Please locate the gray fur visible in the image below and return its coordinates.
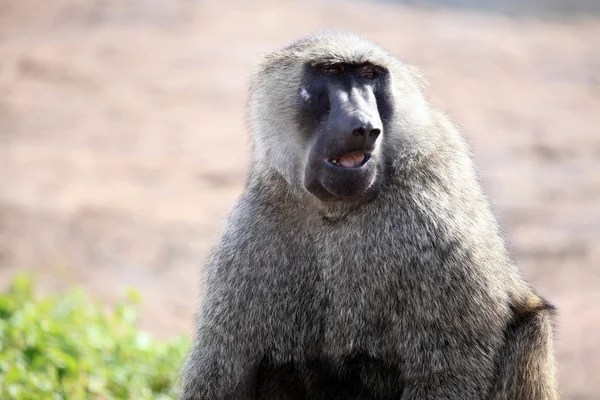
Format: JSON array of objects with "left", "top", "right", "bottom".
[{"left": 179, "top": 31, "right": 558, "bottom": 399}]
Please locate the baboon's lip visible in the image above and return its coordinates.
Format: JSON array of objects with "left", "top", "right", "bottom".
[{"left": 327, "top": 152, "right": 370, "bottom": 169}]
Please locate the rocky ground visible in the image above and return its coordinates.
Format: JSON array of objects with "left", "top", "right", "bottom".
[{"left": 0, "top": 0, "right": 598, "bottom": 397}]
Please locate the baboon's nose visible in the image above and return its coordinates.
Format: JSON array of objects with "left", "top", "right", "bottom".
[
  {"left": 352, "top": 126, "right": 381, "bottom": 139},
  {"left": 339, "top": 116, "right": 382, "bottom": 150}
]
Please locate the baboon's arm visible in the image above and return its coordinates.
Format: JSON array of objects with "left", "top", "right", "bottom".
[
  {"left": 179, "top": 340, "right": 259, "bottom": 400},
  {"left": 488, "top": 297, "right": 559, "bottom": 400}
]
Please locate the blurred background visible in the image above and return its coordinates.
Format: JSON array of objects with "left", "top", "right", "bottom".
[{"left": 0, "top": 0, "right": 598, "bottom": 397}]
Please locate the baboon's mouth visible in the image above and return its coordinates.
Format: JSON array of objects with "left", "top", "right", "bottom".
[{"left": 327, "top": 152, "right": 370, "bottom": 169}]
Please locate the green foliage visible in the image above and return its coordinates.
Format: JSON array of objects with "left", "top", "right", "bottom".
[{"left": 0, "top": 274, "right": 190, "bottom": 399}]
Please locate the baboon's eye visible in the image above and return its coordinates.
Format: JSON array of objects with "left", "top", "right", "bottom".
[
  {"left": 322, "top": 65, "right": 343, "bottom": 76},
  {"left": 359, "top": 65, "right": 376, "bottom": 79}
]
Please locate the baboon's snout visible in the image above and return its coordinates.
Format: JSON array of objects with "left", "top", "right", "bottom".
[{"left": 325, "top": 87, "right": 382, "bottom": 169}]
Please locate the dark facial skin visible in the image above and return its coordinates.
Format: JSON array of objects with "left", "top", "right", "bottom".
[{"left": 296, "top": 62, "right": 394, "bottom": 202}]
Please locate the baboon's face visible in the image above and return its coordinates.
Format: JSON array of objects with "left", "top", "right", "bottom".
[{"left": 297, "top": 62, "right": 393, "bottom": 202}]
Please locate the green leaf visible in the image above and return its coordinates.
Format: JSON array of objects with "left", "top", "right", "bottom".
[{"left": 0, "top": 274, "right": 191, "bottom": 400}]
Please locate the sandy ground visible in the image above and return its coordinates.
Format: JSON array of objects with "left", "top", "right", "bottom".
[{"left": 0, "top": 0, "right": 599, "bottom": 397}]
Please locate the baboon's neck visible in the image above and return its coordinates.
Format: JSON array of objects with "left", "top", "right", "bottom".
[{"left": 247, "top": 148, "right": 495, "bottom": 232}]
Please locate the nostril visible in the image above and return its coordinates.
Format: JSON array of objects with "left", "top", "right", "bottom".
[
  {"left": 352, "top": 127, "right": 367, "bottom": 137},
  {"left": 369, "top": 128, "right": 381, "bottom": 137}
]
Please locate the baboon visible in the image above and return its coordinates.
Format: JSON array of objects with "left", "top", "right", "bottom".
[{"left": 179, "top": 31, "right": 558, "bottom": 399}]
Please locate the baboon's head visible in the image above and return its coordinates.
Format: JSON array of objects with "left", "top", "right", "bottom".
[{"left": 249, "top": 31, "right": 432, "bottom": 202}]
